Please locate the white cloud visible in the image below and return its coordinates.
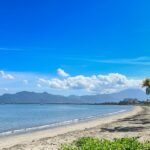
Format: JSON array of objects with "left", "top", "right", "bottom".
[
  {"left": 0, "top": 48, "right": 23, "bottom": 51},
  {"left": 84, "top": 56, "right": 150, "bottom": 66},
  {"left": 0, "top": 88, "right": 9, "bottom": 92},
  {"left": 0, "top": 70, "right": 14, "bottom": 80},
  {"left": 0, "top": 70, "right": 143, "bottom": 95},
  {"left": 37, "top": 84, "right": 42, "bottom": 88},
  {"left": 57, "top": 68, "right": 70, "bottom": 77},
  {"left": 23, "top": 80, "right": 28, "bottom": 85},
  {"left": 38, "top": 73, "right": 142, "bottom": 94},
  {"left": 4, "top": 88, "right": 8, "bottom": 91}
]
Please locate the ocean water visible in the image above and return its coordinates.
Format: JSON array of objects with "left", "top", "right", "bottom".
[{"left": 0, "top": 104, "right": 133, "bottom": 135}]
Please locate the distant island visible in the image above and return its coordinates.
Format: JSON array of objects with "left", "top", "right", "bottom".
[{"left": 0, "top": 88, "right": 148, "bottom": 104}]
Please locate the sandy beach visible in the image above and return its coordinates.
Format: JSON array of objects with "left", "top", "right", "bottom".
[{"left": 0, "top": 106, "right": 148, "bottom": 150}]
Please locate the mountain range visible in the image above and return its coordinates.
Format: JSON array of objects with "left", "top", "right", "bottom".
[{"left": 0, "top": 88, "right": 147, "bottom": 104}]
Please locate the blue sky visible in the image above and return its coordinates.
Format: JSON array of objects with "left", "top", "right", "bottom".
[{"left": 0, "top": 0, "right": 149, "bottom": 95}]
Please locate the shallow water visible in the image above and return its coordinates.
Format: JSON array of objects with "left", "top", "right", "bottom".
[{"left": 0, "top": 104, "right": 133, "bottom": 134}]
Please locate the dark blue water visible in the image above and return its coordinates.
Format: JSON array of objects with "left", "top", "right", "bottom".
[{"left": 0, "top": 104, "right": 133, "bottom": 134}]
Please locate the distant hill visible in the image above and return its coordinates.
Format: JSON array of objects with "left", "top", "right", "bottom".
[{"left": 0, "top": 89, "right": 147, "bottom": 104}]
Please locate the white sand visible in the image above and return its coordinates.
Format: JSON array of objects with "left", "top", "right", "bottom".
[{"left": 0, "top": 106, "right": 144, "bottom": 150}]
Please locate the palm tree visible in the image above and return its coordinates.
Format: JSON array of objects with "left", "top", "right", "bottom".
[{"left": 142, "top": 78, "right": 150, "bottom": 95}]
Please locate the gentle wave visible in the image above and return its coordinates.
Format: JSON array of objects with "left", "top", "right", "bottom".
[{"left": 0, "top": 109, "right": 128, "bottom": 137}]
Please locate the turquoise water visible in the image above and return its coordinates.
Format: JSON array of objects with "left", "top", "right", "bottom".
[{"left": 0, "top": 104, "right": 133, "bottom": 135}]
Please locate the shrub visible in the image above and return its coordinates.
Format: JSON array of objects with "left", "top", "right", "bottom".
[{"left": 60, "top": 137, "right": 150, "bottom": 150}]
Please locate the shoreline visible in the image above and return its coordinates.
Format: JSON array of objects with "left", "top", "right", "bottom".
[
  {"left": 0, "top": 105, "right": 142, "bottom": 149},
  {"left": 0, "top": 106, "right": 132, "bottom": 137}
]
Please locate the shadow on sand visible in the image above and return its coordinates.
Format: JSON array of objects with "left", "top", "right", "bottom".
[{"left": 101, "top": 126, "right": 144, "bottom": 132}]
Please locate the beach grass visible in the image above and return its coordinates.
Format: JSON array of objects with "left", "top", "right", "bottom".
[{"left": 61, "top": 137, "right": 150, "bottom": 150}]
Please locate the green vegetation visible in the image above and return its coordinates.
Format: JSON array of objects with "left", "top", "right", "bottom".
[
  {"left": 142, "top": 78, "right": 150, "bottom": 104},
  {"left": 61, "top": 137, "right": 150, "bottom": 150}
]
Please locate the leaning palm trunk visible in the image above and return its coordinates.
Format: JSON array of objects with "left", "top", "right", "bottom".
[{"left": 146, "top": 87, "right": 150, "bottom": 95}]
